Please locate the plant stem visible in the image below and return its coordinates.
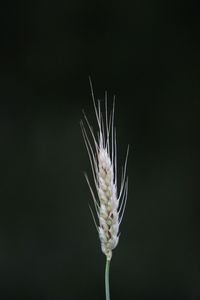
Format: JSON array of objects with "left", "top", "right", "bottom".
[{"left": 105, "top": 258, "right": 110, "bottom": 300}]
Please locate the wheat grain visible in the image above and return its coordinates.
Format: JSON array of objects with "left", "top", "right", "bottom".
[{"left": 81, "top": 81, "right": 128, "bottom": 262}]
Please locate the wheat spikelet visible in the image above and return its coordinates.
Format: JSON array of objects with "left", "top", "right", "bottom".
[{"left": 81, "top": 81, "right": 128, "bottom": 261}]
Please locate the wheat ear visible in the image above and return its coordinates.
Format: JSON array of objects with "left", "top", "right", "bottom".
[{"left": 81, "top": 80, "right": 128, "bottom": 300}]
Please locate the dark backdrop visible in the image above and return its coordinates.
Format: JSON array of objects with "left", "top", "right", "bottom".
[{"left": 0, "top": 0, "right": 200, "bottom": 299}]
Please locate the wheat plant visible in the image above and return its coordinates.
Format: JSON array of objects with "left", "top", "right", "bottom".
[{"left": 81, "top": 80, "right": 129, "bottom": 300}]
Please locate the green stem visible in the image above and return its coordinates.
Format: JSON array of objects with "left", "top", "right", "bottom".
[{"left": 105, "top": 259, "right": 110, "bottom": 300}]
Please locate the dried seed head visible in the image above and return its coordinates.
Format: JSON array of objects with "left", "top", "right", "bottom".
[{"left": 81, "top": 80, "right": 128, "bottom": 261}]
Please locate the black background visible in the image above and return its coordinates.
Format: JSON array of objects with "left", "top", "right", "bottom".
[{"left": 0, "top": 0, "right": 200, "bottom": 299}]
